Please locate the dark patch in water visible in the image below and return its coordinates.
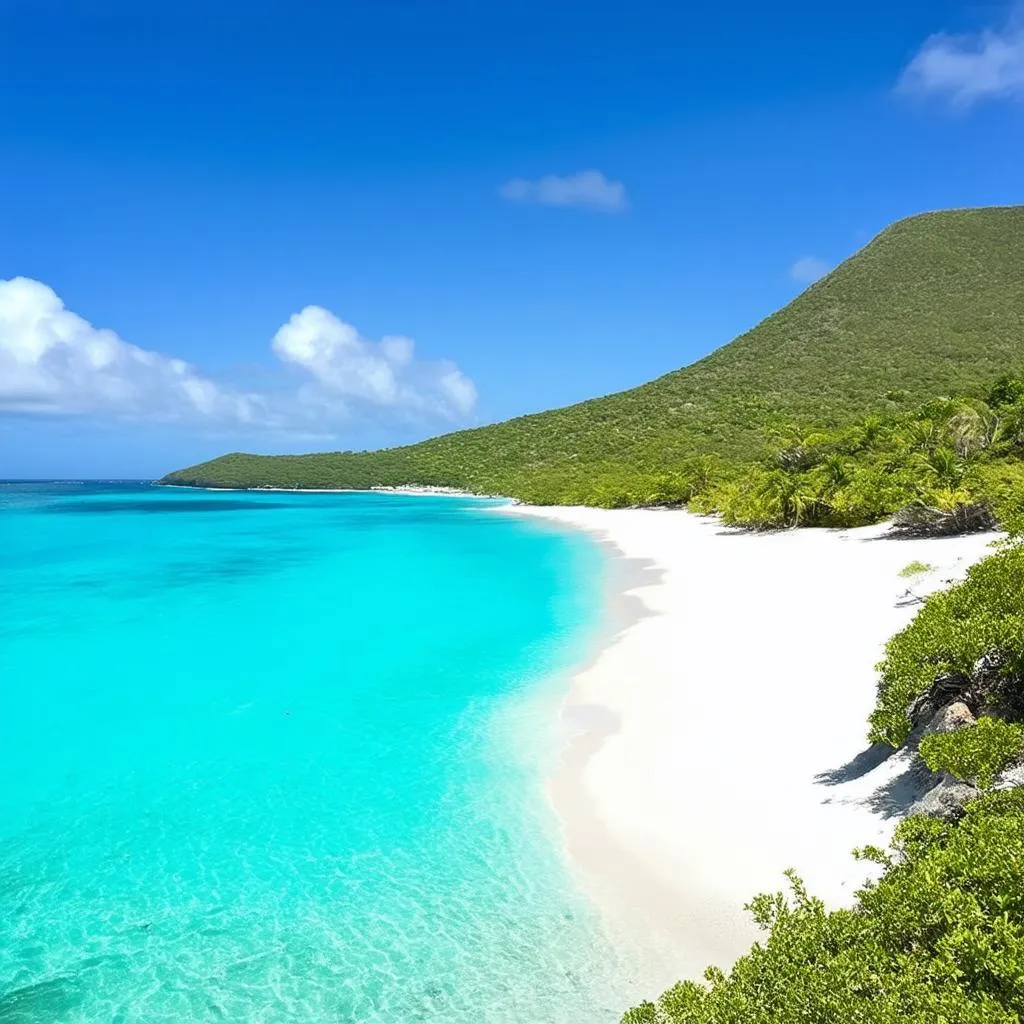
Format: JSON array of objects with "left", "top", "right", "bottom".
[
  {"left": 44, "top": 499, "right": 286, "bottom": 515},
  {"left": 0, "top": 976, "right": 84, "bottom": 1023},
  {"left": 123, "top": 544, "right": 315, "bottom": 594}
]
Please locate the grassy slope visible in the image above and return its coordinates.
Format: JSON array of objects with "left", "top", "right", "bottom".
[{"left": 162, "top": 207, "right": 1024, "bottom": 499}]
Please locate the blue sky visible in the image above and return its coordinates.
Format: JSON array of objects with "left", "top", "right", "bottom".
[{"left": 2, "top": 0, "right": 1023, "bottom": 478}]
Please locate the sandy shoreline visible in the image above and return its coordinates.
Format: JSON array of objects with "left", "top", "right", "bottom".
[
  {"left": 161, "top": 482, "right": 495, "bottom": 498},
  {"left": 505, "top": 506, "right": 1000, "bottom": 989}
]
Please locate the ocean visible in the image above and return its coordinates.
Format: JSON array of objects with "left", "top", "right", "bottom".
[{"left": 0, "top": 482, "right": 636, "bottom": 1024}]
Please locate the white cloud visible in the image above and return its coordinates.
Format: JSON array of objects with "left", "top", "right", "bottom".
[
  {"left": 436, "top": 365, "right": 478, "bottom": 416},
  {"left": 272, "top": 305, "right": 476, "bottom": 417},
  {"left": 499, "top": 170, "right": 628, "bottom": 212},
  {"left": 0, "top": 277, "right": 477, "bottom": 431},
  {"left": 898, "top": 19, "right": 1024, "bottom": 106},
  {"left": 790, "top": 256, "right": 831, "bottom": 285},
  {"left": 0, "top": 276, "right": 265, "bottom": 424}
]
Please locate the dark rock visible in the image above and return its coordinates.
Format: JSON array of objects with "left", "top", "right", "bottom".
[
  {"left": 973, "top": 650, "right": 1007, "bottom": 681},
  {"left": 922, "top": 701, "right": 976, "bottom": 737},
  {"left": 908, "top": 671, "right": 973, "bottom": 731},
  {"left": 972, "top": 652, "right": 1024, "bottom": 722},
  {"left": 911, "top": 777, "right": 979, "bottom": 820}
]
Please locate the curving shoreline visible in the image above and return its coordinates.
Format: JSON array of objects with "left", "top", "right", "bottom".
[{"left": 503, "top": 505, "right": 1001, "bottom": 991}]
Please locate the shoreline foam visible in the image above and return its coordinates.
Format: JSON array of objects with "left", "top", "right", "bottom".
[
  {"left": 158, "top": 482, "right": 500, "bottom": 498},
  {"left": 504, "top": 506, "right": 1000, "bottom": 989}
]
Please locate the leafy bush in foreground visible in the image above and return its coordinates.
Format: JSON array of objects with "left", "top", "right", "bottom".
[
  {"left": 622, "top": 790, "right": 1024, "bottom": 1024},
  {"left": 870, "top": 544, "right": 1024, "bottom": 747},
  {"left": 919, "top": 717, "right": 1024, "bottom": 789}
]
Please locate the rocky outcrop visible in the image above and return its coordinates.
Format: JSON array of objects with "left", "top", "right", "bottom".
[
  {"left": 996, "top": 763, "right": 1024, "bottom": 790},
  {"left": 907, "top": 651, "right": 1020, "bottom": 734},
  {"left": 904, "top": 667, "right": 1022, "bottom": 819},
  {"left": 911, "top": 777, "right": 980, "bottom": 820},
  {"left": 923, "top": 701, "right": 976, "bottom": 737},
  {"left": 908, "top": 673, "right": 974, "bottom": 734},
  {"left": 904, "top": 701, "right": 981, "bottom": 820}
]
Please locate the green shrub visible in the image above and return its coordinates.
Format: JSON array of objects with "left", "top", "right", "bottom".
[
  {"left": 622, "top": 790, "right": 1024, "bottom": 1024},
  {"left": 871, "top": 544, "right": 1024, "bottom": 747},
  {"left": 919, "top": 717, "right": 1024, "bottom": 789},
  {"left": 976, "top": 460, "right": 1024, "bottom": 533},
  {"left": 987, "top": 374, "right": 1024, "bottom": 408},
  {"left": 898, "top": 561, "right": 932, "bottom": 578}
]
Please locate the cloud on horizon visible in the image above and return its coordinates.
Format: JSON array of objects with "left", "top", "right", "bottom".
[
  {"left": 499, "top": 170, "right": 628, "bottom": 212},
  {"left": 0, "top": 277, "right": 477, "bottom": 433},
  {"left": 790, "top": 256, "right": 831, "bottom": 285},
  {"left": 898, "top": 16, "right": 1024, "bottom": 107}
]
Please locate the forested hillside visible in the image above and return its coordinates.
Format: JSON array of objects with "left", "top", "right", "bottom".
[{"left": 163, "top": 207, "right": 1024, "bottom": 506}]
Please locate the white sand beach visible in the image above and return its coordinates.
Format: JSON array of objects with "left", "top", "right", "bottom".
[{"left": 508, "top": 506, "right": 1000, "bottom": 990}]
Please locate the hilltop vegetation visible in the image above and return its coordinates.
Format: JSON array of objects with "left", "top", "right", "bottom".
[{"left": 164, "top": 206, "right": 1024, "bottom": 506}]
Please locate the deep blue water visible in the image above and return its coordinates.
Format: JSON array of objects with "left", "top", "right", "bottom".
[{"left": 0, "top": 483, "right": 634, "bottom": 1023}]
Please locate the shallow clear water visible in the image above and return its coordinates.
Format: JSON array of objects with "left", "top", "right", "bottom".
[{"left": 0, "top": 482, "right": 632, "bottom": 1024}]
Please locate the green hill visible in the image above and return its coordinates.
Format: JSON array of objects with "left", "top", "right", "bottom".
[{"left": 162, "top": 206, "right": 1024, "bottom": 503}]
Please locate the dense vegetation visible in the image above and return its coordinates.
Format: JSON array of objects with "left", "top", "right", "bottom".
[
  {"left": 919, "top": 718, "right": 1024, "bottom": 790},
  {"left": 688, "top": 377, "right": 1024, "bottom": 530},
  {"left": 163, "top": 207, "right": 1024, "bottom": 506},
  {"left": 622, "top": 791, "right": 1024, "bottom": 1024},
  {"left": 871, "top": 541, "right": 1024, "bottom": 747}
]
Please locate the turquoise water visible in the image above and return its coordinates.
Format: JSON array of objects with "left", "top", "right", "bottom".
[{"left": 0, "top": 483, "right": 633, "bottom": 1024}]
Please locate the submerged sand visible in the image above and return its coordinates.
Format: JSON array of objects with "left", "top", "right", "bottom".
[{"left": 505, "top": 506, "right": 1000, "bottom": 990}]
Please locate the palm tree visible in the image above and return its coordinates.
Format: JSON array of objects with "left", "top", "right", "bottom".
[
  {"left": 767, "top": 423, "right": 827, "bottom": 472},
  {"left": 918, "top": 445, "right": 966, "bottom": 490},
  {"left": 758, "top": 469, "right": 825, "bottom": 527},
  {"left": 904, "top": 418, "right": 942, "bottom": 453},
  {"left": 945, "top": 402, "right": 998, "bottom": 458},
  {"left": 848, "top": 414, "right": 885, "bottom": 452}
]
